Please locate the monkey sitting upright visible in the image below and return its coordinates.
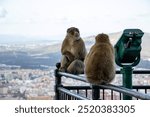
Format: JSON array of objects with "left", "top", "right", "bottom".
[
  {"left": 84, "top": 33, "right": 115, "bottom": 85},
  {"left": 59, "top": 27, "right": 87, "bottom": 74}
]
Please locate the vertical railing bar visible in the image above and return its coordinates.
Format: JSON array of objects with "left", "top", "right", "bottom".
[
  {"left": 59, "top": 92, "right": 61, "bottom": 100},
  {"left": 54, "top": 69, "right": 62, "bottom": 100},
  {"left": 99, "top": 89, "right": 101, "bottom": 99},
  {"left": 111, "top": 90, "right": 113, "bottom": 100},
  {"left": 68, "top": 94, "right": 71, "bottom": 100},
  {"left": 64, "top": 93, "right": 67, "bottom": 99},
  {"left": 61, "top": 92, "right": 62, "bottom": 100},
  {"left": 120, "top": 92, "right": 122, "bottom": 100},
  {"left": 136, "top": 89, "right": 139, "bottom": 100},
  {"left": 59, "top": 92, "right": 60, "bottom": 100},
  {"left": 67, "top": 94, "right": 69, "bottom": 100},
  {"left": 145, "top": 89, "right": 147, "bottom": 94},
  {"left": 103, "top": 89, "right": 105, "bottom": 100},
  {"left": 63, "top": 92, "right": 64, "bottom": 100},
  {"left": 86, "top": 89, "right": 88, "bottom": 98},
  {"left": 77, "top": 89, "right": 79, "bottom": 94}
]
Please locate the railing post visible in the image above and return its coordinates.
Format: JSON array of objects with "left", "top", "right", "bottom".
[
  {"left": 92, "top": 85, "right": 100, "bottom": 100},
  {"left": 121, "top": 66, "right": 133, "bottom": 100},
  {"left": 54, "top": 68, "right": 62, "bottom": 100}
]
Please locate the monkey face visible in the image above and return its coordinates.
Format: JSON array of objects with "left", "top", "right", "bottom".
[{"left": 67, "top": 27, "right": 80, "bottom": 41}]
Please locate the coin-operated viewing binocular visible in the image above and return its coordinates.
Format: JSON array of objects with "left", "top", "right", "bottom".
[
  {"left": 114, "top": 29, "right": 144, "bottom": 100},
  {"left": 115, "top": 29, "right": 144, "bottom": 67}
]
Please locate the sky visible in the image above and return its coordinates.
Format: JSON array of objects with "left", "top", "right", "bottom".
[{"left": 0, "top": 0, "right": 150, "bottom": 40}]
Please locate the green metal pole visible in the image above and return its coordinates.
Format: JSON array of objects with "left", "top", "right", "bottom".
[{"left": 121, "top": 66, "right": 133, "bottom": 100}]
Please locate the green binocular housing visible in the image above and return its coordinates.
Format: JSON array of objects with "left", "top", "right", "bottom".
[{"left": 114, "top": 29, "right": 144, "bottom": 67}]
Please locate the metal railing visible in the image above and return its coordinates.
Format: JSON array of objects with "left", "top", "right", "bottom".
[{"left": 54, "top": 69, "right": 150, "bottom": 100}]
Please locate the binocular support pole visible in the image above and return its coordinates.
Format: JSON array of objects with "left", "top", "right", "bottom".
[
  {"left": 114, "top": 29, "right": 144, "bottom": 100},
  {"left": 121, "top": 66, "right": 133, "bottom": 100}
]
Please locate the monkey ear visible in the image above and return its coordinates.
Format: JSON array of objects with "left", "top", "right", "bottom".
[
  {"left": 76, "top": 28, "right": 80, "bottom": 33},
  {"left": 67, "top": 28, "right": 71, "bottom": 33}
]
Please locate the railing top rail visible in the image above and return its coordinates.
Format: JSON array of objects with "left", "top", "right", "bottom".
[
  {"left": 99, "top": 84, "right": 150, "bottom": 100},
  {"left": 58, "top": 70, "right": 150, "bottom": 82},
  {"left": 58, "top": 71, "right": 87, "bottom": 83},
  {"left": 116, "top": 70, "right": 150, "bottom": 74}
]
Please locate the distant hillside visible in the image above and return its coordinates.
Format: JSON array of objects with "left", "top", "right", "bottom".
[
  {"left": 0, "top": 32, "right": 150, "bottom": 69},
  {"left": 83, "top": 32, "right": 150, "bottom": 59},
  {"left": 0, "top": 34, "right": 60, "bottom": 45}
]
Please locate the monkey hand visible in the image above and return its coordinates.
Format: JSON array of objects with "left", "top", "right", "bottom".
[
  {"left": 59, "top": 67, "right": 67, "bottom": 72},
  {"left": 64, "top": 51, "right": 75, "bottom": 62}
]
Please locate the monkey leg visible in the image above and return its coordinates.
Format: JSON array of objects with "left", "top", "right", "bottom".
[
  {"left": 59, "top": 55, "right": 72, "bottom": 72},
  {"left": 67, "top": 60, "right": 84, "bottom": 74}
]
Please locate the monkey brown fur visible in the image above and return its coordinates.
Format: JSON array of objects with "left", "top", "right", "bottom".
[
  {"left": 84, "top": 33, "right": 115, "bottom": 85},
  {"left": 59, "top": 27, "right": 87, "bottom": 74},
  {"left": 67, "top": 60, "right": 85, "bottom": 74}
]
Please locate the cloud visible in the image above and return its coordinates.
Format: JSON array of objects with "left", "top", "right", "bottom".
[{"left": 0, "top": 7, "right": 7, "bottom": 18}]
